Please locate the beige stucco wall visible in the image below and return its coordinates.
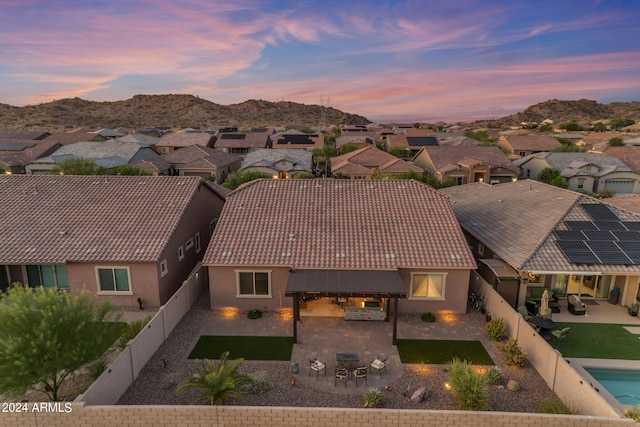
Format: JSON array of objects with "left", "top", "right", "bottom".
[
  {"left": 398, "top": 268, "right": 470, "bottom": 313},
  {"left": 596, "top": 170, "right": 640, "bottom": 194}
]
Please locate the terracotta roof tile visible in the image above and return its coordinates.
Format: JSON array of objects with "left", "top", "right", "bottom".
[{"left": 204, "top": 179, "right": 475, "bottom": 269}]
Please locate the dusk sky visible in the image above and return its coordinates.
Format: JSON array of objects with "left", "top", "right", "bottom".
[{"left": 1, "top": 0, "right": 639, "bottom": 123}]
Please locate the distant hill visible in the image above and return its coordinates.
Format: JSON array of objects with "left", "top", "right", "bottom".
[
  {"left": 0, "top": 94, "right": 371, "bottom": 131},
  {"left": 483, "top": 99, "right": 640, "bottom": 127}
]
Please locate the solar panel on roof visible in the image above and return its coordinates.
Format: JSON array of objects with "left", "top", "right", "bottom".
[
  {"left": 624, "top": 252, "right": 640, "bottom": 263},
  {"left": 0, "top": 142, "right": 36, "bottom": 151},
  {"left": 406, "top": 137, "right": 438, "bottom": 147},
  {"left": 554, "top": 230, "right": 586, "bottom": 241},
  {"left": 593, "top": 221, "right": 627, "bottom": 231},
  {"left": 591, "top": 250, "right": 632, "bottom": 264},
  {"left": 557, "top": 240, "right": 591, "bottom": 252},
  {"left": 622, "top": 222, "right": 640, "bottom": 231},
  {"left": 581, "top": 203, "right": 620, "bottom": 221},
  {"left": 560, "top": 251, "right": 601, "bottom": 264},
  {"left": 611, "top": 231, "right": 640, "bottom": 241},
  {"left": 585, "top": 241, "right": 620, "bottom": 252},
  {"left": 220, "top": 133, "right": 246, "bottom": 139},
  {"left": 615, "top": 241, "right": 640, "bottom": 252},
  {"left": 565, "top": 221, "right": 598, "bottom": 230},
  {"left": 582, "top": 230, "right": 615, "bottom": 241}
]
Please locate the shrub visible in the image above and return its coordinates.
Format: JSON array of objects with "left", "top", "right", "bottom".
[
  {"left": 363, "top": 388, "right": 383, "bottom": 408},
  {"left": 247, "top": 309, "right": 262, "bottom": 319},
  {"left": 624, "top": 405, "right": 640, "bottom": 422},
  {"left": 538, "top": 397, "right": 576, "bottom": 414},
  {"left": 484, "top": 367, "right": 502, "bottom": 385},
  {"left": 503, "top": 339, "right": 527, "bottom": 368},
  {"left": 446, "top": 358, "right": 489, "bottom": 411},
  {"left": 118, "top": 315, "right": 152, "bottom": 349},
  {"left": 485, "top": 318, "right": 506, "bottom": 341},
  {"left": 421, "top": 312, "right": 436, "bottom": 322},
  {"left": 247, "top": 370, "right": 274, "bottom": 394},
  {"left": 88, "top": 358, "right": 108, "bottom": 380}
]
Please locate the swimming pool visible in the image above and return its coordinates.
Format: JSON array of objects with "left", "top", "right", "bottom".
[{"left": 585, "top": 368, "right": 640, "bottom": 405}]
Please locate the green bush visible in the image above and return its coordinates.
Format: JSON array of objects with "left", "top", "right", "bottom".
[
  {"left": 363, "top": 388, "right": 383, "bottom": 408},
  {"left": 503, "top": 339, "right": 527, "bottom": 368},
  {"left": 538, "top": 397, "right": 576, "bottom": 414},
  {"left": 88, "top": 358, "right": 107, "bottom": 380},
  {"left": 485, "top": 318, "right": 506, "bottom": 341},
  {"left": 118, "top": 315, "right": 152, "bottom": 350},
  {"left": 446, "top": 358, "right": 489, "bottom": 411},
  {"left": 247, "top": 309, "right": 262, "bottom": 319},
  {"left": 421, "top": 312, "right": 436, "bottom": 322},
  {"left": 484, "top": 367, "right": 502, "bottom": 385},
  {"left": 624, "top": 405, "right": 640, "bottom": 422},
  {"left": 246, "top": 370, "right": 274, "bottom": 394}
]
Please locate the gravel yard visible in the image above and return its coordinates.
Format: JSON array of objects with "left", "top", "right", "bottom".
[{"left": 118, "top": 296, "right": 558, "bottom": 412}]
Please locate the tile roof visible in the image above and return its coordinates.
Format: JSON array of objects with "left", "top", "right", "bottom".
[
  {"left": 442, "top": 180, "right": 640, "bottom": 273},
  {"left": 203, "top": 179, "right": 476, "bottom": 269},
  {"left": 0, "top": 139, "right": 61, "bottom": 166},
  {"left": 0, "top": 175, "right": 213, "bottom": 263},
  {"left": 419, "top": 146, "right": 517, "bottom": 172},
  {"left": 592, "top": 145, "right": 640, "bottom": 173},
  {"left": 513, "top": 152, "right": 632, "bottom": 177},
  {"left": 500, "top": 135, "right": 561, "bottom": 151},
  {"left": 161, "top": 144, "right": 241, "bottom": 168},
  {"left": 604, "top": 195, "right": 640, "bottom": 215},
  {"left": 32, "top": 139, "right": 159, "bottom": 168},
  {"left": 331, "top": 146, "right": 422, "bottom": 174},
  {"left": 157, "top": 132, "right": 215, "bottom": 148},
  {"left": 241, "top": 148, "right": 313, "bottom": 172},
  {"left": 214, "top": 133, "right": 270, "bottom": 149}
]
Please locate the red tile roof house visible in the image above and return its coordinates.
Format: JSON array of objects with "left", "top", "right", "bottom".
[
  {"left": 0, "top": 139, "right": 61, "bottom": 174},
  {"left": 159, "top": 144, "right": 242, "bottom": 183},
  {"left": 442, "top": 180, "right": 640, "bottom": 311},
  {"left": 202, "top": 179, "right": 476, "bottom": 343},
  {"left": 330, "top": 146, "right": 424, "bottom": 179},
  {"left": 214, "top": 132, "right": 271, "bottom": 157},
  {"left": 0, "top": 175, "right": 225, "bottom": 308},
  {"left": 496, "top": 134, "right": 562, "bottom": 159},
  {"left": 412, "top": 146, "right": 518, "bottom": 185},
  {"left": 155, "top": 131, "right": 216, "bottom": 154}
]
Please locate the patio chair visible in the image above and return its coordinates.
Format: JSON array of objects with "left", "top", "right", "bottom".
[
  {"left": 567, "top": 295, "right": 586, "bottom": 315},
  {"left": 517, "top": 305, "right": 531, "bottom": 321},
  {"left": 308, "top": 358, "right": 326, "bottom": 379},
  {"left": 370, "top": 357, "right": 387, "bottom": 378},
  {"left": 551, "top": 327, "right": 571, "bottom": 345},
  {"left": 335, "top": 368, "right": 348, "bottom": 387},
  {"left": 353, "top": 367, "right": 368, "bottom": 387}
]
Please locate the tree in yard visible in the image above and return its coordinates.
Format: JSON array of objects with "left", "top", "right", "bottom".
[
  {"left": 222, "top": 170, "right": 272, "bottom": 190},
  {"left": 537, "top": 167, "right": 568, "bottom": 189},
  {"left": 592, "top": 122, "right": 608, "bottom": 132},
  {"left": 538, "top": 123, "right": 553, "bottom": 133},
  {"left": 387, "top": 146, "right": 411, "bottom": 159},
  {"left": 610, "top": 118, "right": 635, "bottom": 130},
  {"left": 338, "top": 143, "right": 359, "bottom": 154},
  {"left": 0, "top": 286, "right": 119, "bottom": 401},
  {"left": 50, "top": 157, "right": 101, "bottom": 175},
  {"left": 177, "top": 352, "right": 253, "bottom": 405},
  {"left": 608, "top": 137, "right": 624, "bottom": 146},
  {"left": 558, "top": 121, "right": 583, "bottom": 131}
]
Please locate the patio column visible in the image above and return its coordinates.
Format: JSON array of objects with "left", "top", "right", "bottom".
[
  {"left": 292, "top": 293, "right": 299, "bottom": 343},
  {"left": 385, "top": 297, "right": 390, "bottom": 322},
  {"left": 392, "top": 297, "right": 399, "bottom": 345}
]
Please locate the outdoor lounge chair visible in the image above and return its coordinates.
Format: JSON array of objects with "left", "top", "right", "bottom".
[
  {"left": 517, "top": 305, "right": 532, "bottom": 320},
  {"left": 335, "top": 368, "right": 348, "bottom": 387},
  {"left": 551, "top": 327, "right": 571, "bottom": 345},
  {"left": 538, "top": 307, "right": 552, "bottom": 319},
  {"left": 309, "top": 358, "right": 326, "bottom": 379},
  {"left": 353, "top": 367, "right": 368, "bottom": 387},
  {"left": 370, "top": 357, "right": 387, "bottom": 378},
  {"left": 567, "top": 295, "right": 586, "bottom": 315}
]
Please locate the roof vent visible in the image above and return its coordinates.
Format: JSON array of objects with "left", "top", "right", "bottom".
[
  {"left": 450, "top": 254, "right": 461, "bottom": 259},
  {"left": 335, "top": 252, "right": 346, "bottom": 258},
  {"left": 281, "top": 252, "right": 291, "bottom": 257},
  {"left": 58, "top": 230, "right": 68, "bottom": 236},
  {"left": 86, "top": 248, "right": 97, "bottom": 254},
  {"left": 385, "top": 253, "right": 396, "bottom": 259},
  {"left": 288, "top": 233, "right": 296, "bottom": 242},
  {"left": 222, "top": 251, "right": 232, "bottom": 257}
]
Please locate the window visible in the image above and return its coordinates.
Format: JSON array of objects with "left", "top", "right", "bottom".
[
  {"left": 97, "top": 267, "right": 130, "bottom": 293},
  {"left": 210, "top": 219, "right": 218, "bottom": 236},
  {"left": 26, "top": 264, "right": 69, "bottom": 289},
  {"left": 526, "top": 169, "right": 530, "bottom": 178},
  {"left": 185, "top": 238, "right": 194, "bottom": 251},
  {"left": 410, "top": 273, "right": 446, "bottom": 300},
  {"left": 237, "top": 271, "right": 271, "bottom": 297},
  {"left": 518, "top": 151, "right": 526, "bottom": 157},
  {"left": 178, "top": 246, "right": 185, "bottom": 261},
  {"left": 161, "top": 147, "right": 169, "bottom": 154},
  {"left": 577, "top": 178, "right": 585, "bottom": 190},
  {"left": 195, "top": 232, "right": 201, "bottom": 253},
  {"left": 456, "top": 177, "right": 463, "bottom": 185},
  {"left": 478, "top": 243, "right": 485, "bottom": 256},
  {"left": 160, "top": 260, "right": 168, "bottom": 277}
]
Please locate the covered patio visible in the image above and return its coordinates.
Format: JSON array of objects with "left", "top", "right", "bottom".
[{"left": 284, "top": 269, "right": 407, "bottom": 344}]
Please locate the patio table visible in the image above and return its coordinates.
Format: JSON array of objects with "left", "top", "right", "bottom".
[
  {"left": 336, "top": 353, "right": 360, "bottom": 377},
  {"left": 528, "top": 316, "right": 557, "bottom": 341}
]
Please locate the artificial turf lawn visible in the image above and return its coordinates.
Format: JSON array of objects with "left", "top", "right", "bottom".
[
  {"left": 550, "top": 322, "right": 640, "bottom": 359},
  {"left": 188, "top": 336, "right": 294, "bottom": 360},
  {"left": 396, "top": 339, "right": 494, "bottom": 365}
]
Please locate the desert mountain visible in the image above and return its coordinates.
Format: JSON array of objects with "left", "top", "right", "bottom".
[{"left": 0, "top": 95, "right": 371, "bottom": 131}]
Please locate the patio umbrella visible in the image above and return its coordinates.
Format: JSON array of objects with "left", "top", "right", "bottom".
[{"left": 539, "top": 289, "right": 549, "bottom": 316}]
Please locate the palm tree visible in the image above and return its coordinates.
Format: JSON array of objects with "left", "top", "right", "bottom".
[{"left": 177, "top": 352, "right": 253, "bottom": 405}]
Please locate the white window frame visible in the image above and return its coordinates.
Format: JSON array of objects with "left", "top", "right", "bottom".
[
  {"left": 195, "top": 232, "right": 201, "bottom": 253},
  {"left": 178, "top": 245, "right": 185, "bottom": 261},
  {"left": 235, "top": 270, "right": 272, "bottom": 298},
  {"left": 409, "top": 272, "right": 447, "bottom": 301},
  {"left": 185, "top": 238, "right": 194, "bottom": 251},
  {"left": 96, "top": 266, "right": 133, "bottom": 295},
  {"left": 160, "top": 259, "right": 168, "bottom": 277}
]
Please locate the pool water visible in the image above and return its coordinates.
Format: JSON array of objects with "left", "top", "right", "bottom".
[{"left": 585, "top": 368, "right": 640, "bottom": 405}]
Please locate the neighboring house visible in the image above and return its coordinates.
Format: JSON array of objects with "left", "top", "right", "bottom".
[
  {"left": 160, "top": 144, "right": 241, "bottom": 183},
  {"left": 214, "top": 132, "right": 271, "bottom": 156},
  {"left": 383, "top": 132, "right": 439, "bottom": 158},
  {"left": 442, "top": 180, "right": 640, "bottom": 310},
  {"left": 335, "top": 135, "right": 376, "bottom": 151},
  {"left": 412, "top": 146, "right": 518, "bottom": 185},
  {"left": 155, "top": 131, "right": 216, "bottom": 154},
  {"left": 429, "top": 132, "right": 479, "bottom": 147},
  {"left": 577, "top": 132, "right": 625, "bottom": 148},
  {"left": 202, "top": 179, "right": 476, "bottom": 342},
  {"left": 514, "top": 152, "right": 640, "bottom": 195},
  {"left": 330, "top": 146, "right": 423, "bottom": 179},
  {"left": 240, "top": 148, "right": 313, "bottom": 179},
  {"left": 90, "top": 128, "right": 126, "bottom": 139},
  {"left": 496, "top": 135, "right": 561, "bottom": 158},
  {"left": 0, "top": 139, "right": 61, "bottom": 174},
  {"left": 0, "top": 175, "right": 226, "bottom": 307},
  {"left": 271, "top": 131, "right": 324, "bottom": 151},
  {"left": 590, "top": 145, "right": 640, "bottom": 175},
  {"left": 44, "top": 128, "right": 107, "bottom": 145},
  {"left": 24, "top": 137, "right": 160, "bottom": 174},
  {"left": 0, "top": 130, "right": 50, "bottom": 140},
  {"left": 605, "top": 195, "right": 640, "bottom": 215},
  {"left": 130, "top": 157, "right": 174, "bottom": 176}
]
